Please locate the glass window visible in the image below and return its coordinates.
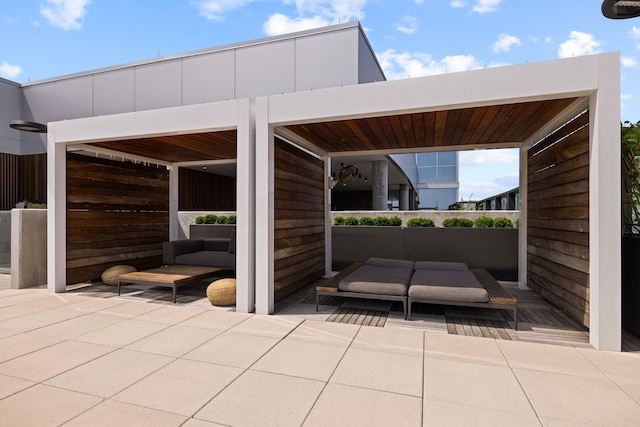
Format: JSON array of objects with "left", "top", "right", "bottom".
[
  {"left": 417, "top": 167, "right": 437, "bottom": 182},
  {"left": 437, "top": 166, "right": 457, "bottom": 182},
  {"left": 438, "top": 151, "right": 457, "bottom": 166},
  {"left": 416, "top": 153, "right": 436, "bottom": 167},
  {"left": 418, "top": 188, "right": 458, "bottom": 210}
]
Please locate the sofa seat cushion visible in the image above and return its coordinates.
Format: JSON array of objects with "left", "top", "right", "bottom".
[
  {"left": 175, "top": 251, "right": 236, "bottom": 269},
  {"left": 339, "top": 265, "right": 413, "bottom": 296},
  {"left": 408, "top": 269, "right": 489, "bottom": 302},
  {"left": 414, "top": 261, "right": 468, "bottom": 271}
]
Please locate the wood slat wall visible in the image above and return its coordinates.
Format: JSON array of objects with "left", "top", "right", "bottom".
[
  {"left": 66, "top": 153, "right": 169, "bottom": 284},
  {"left": 179, "top": 168, "right": 236, "bottom": 211},
  {"left": 527, "top": 110, "right": 590, "bottom": 327},
  {"left": 273, "top": 138, "right": 326, "bottom": 301},
  {"left": 0, "top": 153, "right": 47, "bottom": 210}
]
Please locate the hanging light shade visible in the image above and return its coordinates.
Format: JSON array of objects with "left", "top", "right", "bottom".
[
  {"left": 602, "top": 0, "right": 640, "bottom": 19},
  {"left": 9, "top": 120, "right": 47, "bottom": 133}
]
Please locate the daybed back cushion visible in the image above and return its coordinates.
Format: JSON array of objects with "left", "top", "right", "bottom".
[
  {"left": 364, "top": 257, "right": 415, "bottom": 269},
  {"left": 414, "top": 261, "right": 468, "bottom": 271},
  {"left": 339, "top": 265, "right": 413, "bottom": 296},
  {"left": 203, "top": 238, "right": 230, "bottom": 252},
  {"left": 409, "top": 269, "right": 489, "bottom": 302}
]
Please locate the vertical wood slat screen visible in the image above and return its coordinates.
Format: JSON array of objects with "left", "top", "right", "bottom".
[
  {"left": 527, "top": 110, "right": 590, "bottom": 326},
  {"left": 66, "top": 153, "right": 169, "bottom": 284},
  {"left": 179, "top": 168, "right": 236, "bottom": 211},
  {"left": 0, "top": 153, "right": 47, "bottom": 210},
  {"left": 273, "top": 138, "right": 326, "bottom": 301}
]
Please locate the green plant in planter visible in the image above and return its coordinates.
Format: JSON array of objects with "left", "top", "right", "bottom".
[
  {"left": 195, "top": 214, "right": 219, "bottom": 224},
  {"left": 215, "top": 216, "right": 228, "bottom": 224},
  {"left": 474, "top": 216, "right": 494, "bottom": 228},
  {"left": 442, "top": 217, "right": 474, "bottom": 228},
  {"left": 406, "top": 218, "right": 435, "bottom": 227},
  {"left": 359, "top": 216, "right": 375, "bottom": 226},
  {"left": 344, "top": 216, "right": 359, "bottom": 225},
  {"left": 333, "top": 216, "right": 346, "bottom": 225},
  {"left": 493, "top": 217, "right": 514, "bottom": 228},
  {"left": 227, "top": 215, "right": 236, "bottom": 224},
  {"left": 515, "top": 218, "right": 520, "bottom": 228},
  {"left": 389, "top": 216, "right": 402, "bottom": 226},
  {"left": 373, "top": 216, "right": 390, "bottom": 226}
]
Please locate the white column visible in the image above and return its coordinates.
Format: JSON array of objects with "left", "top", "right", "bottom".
[
  {"left": 518, "top": 147, "right": 529, "bottom": 290},
  {"left": 589, "top": 54, "right": 621, "bottom": 351},
  {"left": 236, "top": 98, "right": 256, "bottom": 313},
  {"left": 255, "top": 97, "right": 274, "bottom": 314},
  {"left": 168, "top": 166, "right": 179, "bottom": 241},
  {"left": 47, "top": 124, "right": 66, "bottom": 293},
  {"left": 324, "top": 156, "right": 332, "bottom": 278}
]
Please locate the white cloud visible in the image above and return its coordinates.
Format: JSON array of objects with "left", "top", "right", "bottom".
[
  {"left": 558, "top": 31, "right": 602, "bottom": 58},
  {"left": 0, "top": 62, "right": 22, "bottom": 79},
  {"left": 631, "top": 26, "right": 640, "bottom": 48},
  {"left": 414, "top": 0, "right": 424, "bottom": 4},
  {"left": 395, "top": 16, "right": 417, "bottom": 35},
  {"left": 492, "top": 34, "right": 521, "bottom": 53},
  {"left": 193, "top": 0, "right": 255, "bottom": 21},
  {"left": 473, "top": 0, "right": 502, "bottom": 13},
  {"left": 450, "top": 1, "right": 466, "bottom": 7},
  {"left": 263, "top": 13, "right": 330, "bottom": 35},
  {"left": 263, "top": 0, "right": 367, "bottom": 36},
  {"left": 40, "top": 0, "right": 91, "bottom": 30},
  {"left": 622, "top": 56, "right": 638, "bottom": 68},
  {"left": 459, "top": 149, "right": 518, "bottom": 166},
  {"left": 378, "top": 49, "right": 482, "bottom": 80}
]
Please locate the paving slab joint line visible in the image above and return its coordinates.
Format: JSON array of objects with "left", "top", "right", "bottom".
[
  {"left": 576, "top": 348, "right": 640, "bottom": 406},
  {"left": 298, "top": 322, "right": 363, "bottom": 426},
  {"left": 495, "top": 340, "right": 544, "bottom": 424}
]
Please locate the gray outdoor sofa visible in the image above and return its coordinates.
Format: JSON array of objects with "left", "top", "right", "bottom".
[
  {"left": 316, "top": 257, "right": 518, "bottom": 329},
  {"left": 162, "top": 235, "right": 235, "bottom": 271}
]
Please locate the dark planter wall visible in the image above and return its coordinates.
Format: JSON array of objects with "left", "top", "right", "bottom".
[
  {"left": 623, "top": 236, "right": 640, "bottom": 337},
  {"left": 332, "top": 226, "right": 518, "bottom": 281},
  {"left": 190, "top": 224, "right": 236, "bottom": 239}
]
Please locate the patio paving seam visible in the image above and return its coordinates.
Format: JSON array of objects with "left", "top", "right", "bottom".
[
  {"left": 576, "top": 351, "right": 640, "bottom": 407},
  {"left": 494, "top": 338, "right": 544, "bottom": 425}
]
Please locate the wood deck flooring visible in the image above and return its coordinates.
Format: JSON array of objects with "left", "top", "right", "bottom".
[
  {"left": 50, "top": 273, "right": 640, "bottom": 353},
  {"left": 279, "top": 278, "right": 640, "bottom": 352}
]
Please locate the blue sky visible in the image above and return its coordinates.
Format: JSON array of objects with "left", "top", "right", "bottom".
[{"left": 1, "top": 0, "right": 637, "bottom": 200}]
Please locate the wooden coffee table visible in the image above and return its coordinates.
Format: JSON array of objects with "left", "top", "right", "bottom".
[{"left": 117, "top": 265, "right": 224, "bottom": 303}]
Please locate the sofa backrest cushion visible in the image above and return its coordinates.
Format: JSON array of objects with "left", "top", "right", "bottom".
[
  {"left": 203, "top": 238, "right": 231, "bottom": 252},
  {"left": 364, "top": 257, "right": 415, "bottom": 269},
  {"left": 414, "top": 261, "right": 468, "bottom": 271},
  {"left": 228, "top": 229, "right": 236, "bottom": 254}
]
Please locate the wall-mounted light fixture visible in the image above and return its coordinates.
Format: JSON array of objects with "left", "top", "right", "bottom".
[{"left": 9, "top": 120, "right": 47, "bottom": 133}]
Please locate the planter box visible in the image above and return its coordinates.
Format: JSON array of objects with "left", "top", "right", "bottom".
[
  {"left": 189, "top": 224, "right": 236, "bottom": 239},
  {"left": 332, "top": 226, "right": 518, "bottom": 281},
  {"left": 623, "top": 235, "right": 640, "bottom": 337}
]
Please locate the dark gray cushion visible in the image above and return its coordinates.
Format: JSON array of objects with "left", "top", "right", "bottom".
[
  {"left": 203, "top": 238, "right": 230, "bottom": 252},
  {"left": 228, "top": 229, "right": 236, "bottom": 254},
  {"left": 364, "top": 257, "right": 415, "bottom": 269},
  {"left": 175, "top": 251, "right": 236, "bottom": 270},
  {"left": 339, "top": 265, "right": 412, "bottom": 296},
  {"left": 414, "top": 261, "right": 468, "bottom": 271},
  {"left": 163, "top": 239, "right": 203, "bottom": 264},
  {"left": 408, "top": 269, "right": 489, "bottom": 302}
]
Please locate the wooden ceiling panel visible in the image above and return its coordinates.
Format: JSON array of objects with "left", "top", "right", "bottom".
[
  {"left": 90, "top": 130, "right": 238, "bottom": 163},
  {"left": 284, "top": 98, "right": 580, "bottom": 153}
]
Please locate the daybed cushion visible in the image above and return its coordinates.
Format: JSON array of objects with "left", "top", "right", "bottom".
[
  {"left": 364, "top": 257, "right": 415, "bottom": 269},
  {"left": 414, "top": 261, "right": 468, "bottom": 271},
  {"left": 408, "top": 269, "right": 489, "bottom": 302},
  {"left": 339, "top": 265, "right": 413, "bottom": 296}
]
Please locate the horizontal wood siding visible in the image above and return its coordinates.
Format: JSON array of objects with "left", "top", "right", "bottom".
[
  {"left": 66, "top": 153, "right": 169, "bottom": 284},
  {"left": 527, "top": 110, "right": 590, "bottom": 327},
  {"left": 0, "top": 153, "right": 47, "bottom": 210},
  {"left": 274, "top": 138, "right": 325, "bottom": 301},
  {"left": 179, "top": 168, "right": 236, "bottom": 210}
]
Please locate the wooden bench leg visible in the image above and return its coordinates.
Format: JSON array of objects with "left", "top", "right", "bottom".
[{"left": 407, "top": 300, "right": 412, "bottom": 321}]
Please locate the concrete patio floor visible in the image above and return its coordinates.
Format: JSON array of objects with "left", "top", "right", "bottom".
[{"left": 1, "top": 283, "right": 640, "bottom": 426}]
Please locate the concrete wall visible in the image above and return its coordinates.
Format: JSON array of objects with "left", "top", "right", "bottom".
[
  {"left": 0, "top": 211, "right": 10, "bottom": 270},
  {"left": 11, "top": 209, "right": 47, "bottom": 288},
  {"left": 14, "top": 23, "right": 368, "bottom": 156},
  {"left": 177, "top": 211, "right": 236, "bottom": 240},
  {"left": 0, "top": 79, "right": 22, "bottom": 155}
]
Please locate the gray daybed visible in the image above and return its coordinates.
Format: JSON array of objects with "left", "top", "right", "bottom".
[
  {"left": 162, "top": 235, "right": 235, "bottom": 271},
  {"left": 316, "top": 257, "right": 517, "bottom": 329}
]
